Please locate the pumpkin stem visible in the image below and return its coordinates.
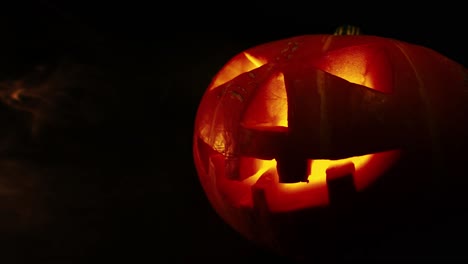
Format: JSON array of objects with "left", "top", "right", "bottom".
[{"left": 333, "top": 24, "right": 362, "bottom": 35}]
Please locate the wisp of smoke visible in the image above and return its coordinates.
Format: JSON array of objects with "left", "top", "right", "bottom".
[
  {"left": 0, "top": 60, "right": 112, "bottom": 157},
  {"left": 0, "top": 60, "right": 115, "bottom": 237}
]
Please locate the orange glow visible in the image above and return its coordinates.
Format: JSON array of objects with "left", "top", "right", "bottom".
[
  {"left": 263, "top": 167, "right": 330, "bottom": 212},
  {"left": 242, "top": 159, "right": 276, "bottom": 186},
  {"left": 263, "top": 150, "right": 399, "bottom": 212},
  {"left": 241, "top": 72, "right": 288, "bottom": 127},
  {"left": 239, "top": 157, "right": 276, "bottom": 183},
  {"left": 307, "top": 155, "right": 372, "bottom": 186},
  {"left": 244, "top": 52, "right": 265, "bottom": 67},
  {"left": 208, "top": 52, "right": 267, "bottom": 90},
  {"left": 316, "top": 45, "right": 393, "bottom": 93},
  {"left": 322, "top": 50, "right": 372, "bottom": 87}
]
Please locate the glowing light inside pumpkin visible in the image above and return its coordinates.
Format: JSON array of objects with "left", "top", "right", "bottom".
[
  {"left": 237, "top": 154, "right": 379, "bottom": 190},
  {"left": 322, "top": 51, "right": 372, "bottom": 87},
  {"left": 197, "top": 44, "right": 400, "bottom": 213},
  {"left": 316, "top": 45, "right": 393, "bottom": 93},
  {"left": 241, "top": 159, "right": 276, "bottom": 185},
  {"left": 220, "top": 150, "right": 399, "bottom": 212},
  {"left": 244, "top": 52, "right": 265, "bottom": 68},
  {"left": 242, "top": 72, "right": 288, "bottom": 128},
  {"left": 208, "top": 52, "right": 267, "bottom": 90}
]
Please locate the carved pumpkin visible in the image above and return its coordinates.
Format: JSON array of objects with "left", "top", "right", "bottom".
[{"left": 192, "top": 27, "right": 467, "bottom": 260}]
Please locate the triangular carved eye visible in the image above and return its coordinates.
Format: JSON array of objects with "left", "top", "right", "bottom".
[{"left": 314, "top": 44, "right": 393, "bottom": 93}]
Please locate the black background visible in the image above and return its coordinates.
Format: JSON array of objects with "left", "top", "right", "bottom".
[{"left": 0, "top": 1, "right": 466, "bottom": 263}]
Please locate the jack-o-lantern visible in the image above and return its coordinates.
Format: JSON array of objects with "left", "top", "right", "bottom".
[{"left": 193, "top": 26, "right": 467, "bottom": 260}]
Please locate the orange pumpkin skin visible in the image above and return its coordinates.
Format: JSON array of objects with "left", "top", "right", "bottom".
[{"left": 193, "top": 34, "right": 467, "bottom": 260}]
